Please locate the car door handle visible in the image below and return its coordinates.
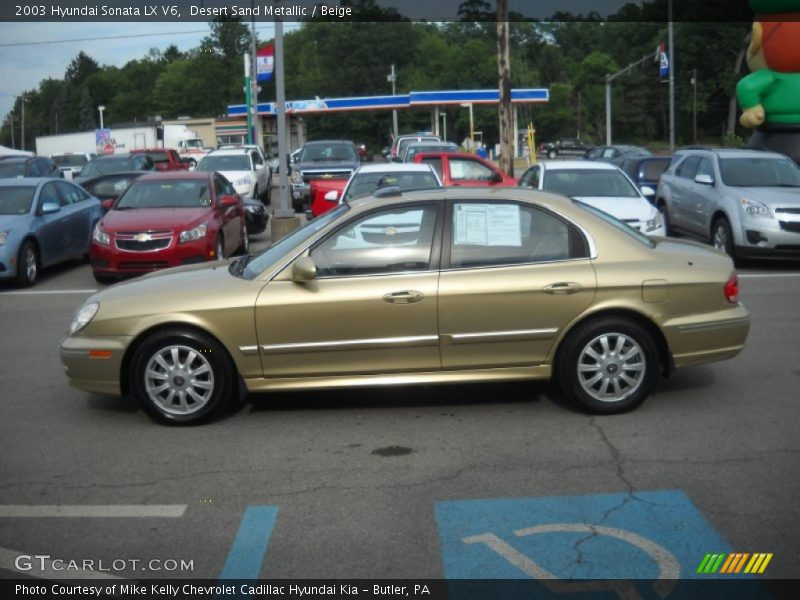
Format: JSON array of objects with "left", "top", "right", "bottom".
[
  {"left": 543, "top": 282, "right": 583, "bottom": 295},
  {"left": 383, "top": 290, "right": 424, "bottom": 304}
]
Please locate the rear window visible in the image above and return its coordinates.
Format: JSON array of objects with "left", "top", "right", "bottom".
[
  {"left": 575, "top": 201, "right": 655, "bottom": 248},
  {"left": 0, "top": 162, "right": 26, "bottom": 178},
  {"left": 198, "top": 155, "right": 252, "bottom": 172},
  {"left": 80, "top": 157, "right": 134, "bottom": 177},
  {"left": 343, "top": 170, "right": 440, "bottom": 201},
  {"left": 52, "top": 155, "right": 89, "bottom": 167},
  {"left": 641, "top": 158, "right": 670, "bottom": 181}
]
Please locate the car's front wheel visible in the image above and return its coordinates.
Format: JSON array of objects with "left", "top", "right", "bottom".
[
  {"left": 557, "top": 317, "right": 659, "bottom": 414},
  {"left": 711, "top": 216, "right": 735, "bottom": 259},
  {"left": 16, "top": 240, "right": 39, "bottom": 287},
  {"left": 130, "top": 329, "right": 236, "bottom": 425}
]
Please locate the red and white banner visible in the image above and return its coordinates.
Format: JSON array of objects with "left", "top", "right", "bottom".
[{"left": 256, "top": 45, "right": 274, "bottom": 82}]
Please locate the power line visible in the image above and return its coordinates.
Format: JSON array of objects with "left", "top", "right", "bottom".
[{"left": 0, "top": 25, "right": 281, "bottom": 48}]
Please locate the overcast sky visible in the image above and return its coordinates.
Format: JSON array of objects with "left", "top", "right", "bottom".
[{"left": 0, "top": 21, "right": 293, "bottom": 125}]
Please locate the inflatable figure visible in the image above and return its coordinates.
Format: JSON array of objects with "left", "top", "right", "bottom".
[{"left": 737, "top": 0, "right": 800, "bottom": 163}]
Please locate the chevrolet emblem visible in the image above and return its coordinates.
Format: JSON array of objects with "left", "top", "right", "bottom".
[{"left": 135, "top": 233, "right": 152, "bottom": 242}]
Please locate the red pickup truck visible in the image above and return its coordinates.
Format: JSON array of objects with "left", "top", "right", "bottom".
[
  {"left": 412, "top": 152, "right": 517, "bottom": 187},
  {"left": 130, "top": 148, "right": 190, "bottom": 172}
]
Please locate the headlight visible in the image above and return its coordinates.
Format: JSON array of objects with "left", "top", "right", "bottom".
[
  {"left": 644, "top": 212, "right": 664, "bottom": 232},
  {"left": 0, "top": 231, "right": 8, "bottom": 246},
  {"left": 741, "top": 197, "right": 772, "bottom": 218},
  {"left": 92, "top": 223, "right": 110, "bottom": 245},
  {"left": 179, "top": 223, "right": 207, "bottom": 243},
  {"left": 70, "top": 302, "right": 99, "bottom": 334}
]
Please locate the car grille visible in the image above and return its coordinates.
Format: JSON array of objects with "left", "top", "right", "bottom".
[
  {"left": 775, "top": 208, "right": 800, "bottom": 215},
  {"left": 118, "top": 261, "right": 170, "bottom": 270},
  {"left": 779, "top": 221, "right": 800, "bottom": 233},
  {"left": 114, "top": 231, "right": 172, "bottom": 252},
  {"left": 302, "top": 170, "right": 352, "bottom": 184}
]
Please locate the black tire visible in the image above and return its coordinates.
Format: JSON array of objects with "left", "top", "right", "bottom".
[
  {"left": 16, "top": 240, "right": 39, "bottom": 287},
  {"left": 557, "top": 317, "right": 659, "bottom": 414},
  {"left": 129, "top": 328, "right": 236, "bottom": 425},
  {"left": 188, "top": 158, "right": 197, "bottom": 169},
  {"left": 215, "top": 235, "right": 225, "bottom": 260},
  {"left": 656, "top": 200, "right": 670, "bottom": 236},
  {"left": 711, "top": 216, "right": 735, "bottom": 259},
  {"left": 237, "top": 225, "right": 249, "bottom": 256}
]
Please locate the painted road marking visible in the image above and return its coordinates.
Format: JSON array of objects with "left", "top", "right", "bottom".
[
  {"left": 436, "top": 490, "right": 738, "bottom": 587},
  {"left": 0, "top": 546, "right": 124, "bottom": 579},
  {"left": 0, "top": 505, "right": 187, "bottom": 518},
  {"left": 0, "top": 289, "right": 98, "bottom": 295},
  {"left": 219, "top": 505, "right": 279, "bottom": 579}
]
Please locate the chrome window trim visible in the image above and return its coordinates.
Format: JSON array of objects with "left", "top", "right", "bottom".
[{"left": 439, "top": 256, "right": 593, "bottom": 273}]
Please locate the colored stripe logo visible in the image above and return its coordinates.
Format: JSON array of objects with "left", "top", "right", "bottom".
[{"left": 697, "top": 552, "right": 772, "bottom": 574}]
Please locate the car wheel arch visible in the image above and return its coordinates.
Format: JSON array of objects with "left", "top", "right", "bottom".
[
  {"left": 119, "top": 321, "right": 241, "bottom": 399},
  {"left": 551, "top": 307, "right": 673, "bottom": 379}
]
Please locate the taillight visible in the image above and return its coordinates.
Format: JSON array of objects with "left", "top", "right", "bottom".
[{"left": 724, "top": 273, "right": 739, "bottom": 304}]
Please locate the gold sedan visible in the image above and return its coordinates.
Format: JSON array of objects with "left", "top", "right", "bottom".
[{"left": 60, "top": 188, "right": 750, "bottom": 424}]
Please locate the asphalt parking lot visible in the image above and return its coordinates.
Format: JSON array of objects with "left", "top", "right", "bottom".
[{"left": 1, "top": 213, "right": 799, "bottom": 590}]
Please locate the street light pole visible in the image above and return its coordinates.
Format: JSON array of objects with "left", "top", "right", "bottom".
[
  {"left": 98, "top": 105, "right": 106, "bottom": 130},
  {"left": 668, "top": 0, "right": 676, "bottom": 153},
  {"left": 387, "top": 65, "right": 398, "bottom": 140},
  {"left": 20, "top": 95, "right": 27, "bottom": 151}
]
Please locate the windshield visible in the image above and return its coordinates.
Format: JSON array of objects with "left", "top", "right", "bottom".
[
  {"left": 0, "top": 162, "right": 26, "bottom": 178},
  {"left": 300, "top": 144, "right": 357, "bottom": 163},
  {"left": 575, "top": 200, "right": 655, "bottom": 248},
  {"left": 0, "top": 186, "right": 35, "bottom": 214},
  {"left": 343, "top": 170, "right": 440, "bottom": 201},
  {"left": 197, "top": 155, "right": 252, "bottom": 172},
  {"left": 80, "top": 157, "right": 133, "bottom": 177},
  {"left": 52, "top": 155, "right": 88, "bottom": 167},
  {"left": 116, "top": 180, "right": 212, "bottom": 209},
  {"left": 241, "top": 204, "right": 348, "bottom": 279},
  {"left": 543, "top": 168, "right": 640, "bottom": 198},
  {"left": 719, "top": 157, "right": 800, "bottom": 187}
]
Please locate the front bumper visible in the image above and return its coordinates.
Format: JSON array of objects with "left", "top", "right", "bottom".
[
  {"left": 90, "top": 236, "right": 215, "bottom": 276},
  {"left": 735, "top": 215, "right": 800, "bottom": 258},
  {"left": 60, "top": 334, "right": 132, "bottom": 396}
]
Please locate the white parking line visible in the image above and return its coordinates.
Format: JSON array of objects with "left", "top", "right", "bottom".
[
  {"left": 0, "top": 289, "right": 98, "bottom": 295},
  {"left": 0, "top": 505, "right": 187, "bottom": 518}
]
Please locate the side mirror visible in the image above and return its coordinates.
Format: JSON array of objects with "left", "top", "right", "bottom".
[
  {"left": 695, "top": 174, "right": 714, "bottom": 186},
  {"left": 291, "top": 256, "right": 317, "bottom": 282},
  {"left": 101, "top": 199, "right": 115, "bottom": 211},
  {"left": 41, "top": 202, "right": 60, "bottom": 214},
  {"left": 640, "top": 186, "right": 656, "bottom": 198},
  {"left": 324, "top": 190, "right": 339, "bottom": 202},
  {"left": 219, "top": 194, "right": 240, "bottom": 207}
]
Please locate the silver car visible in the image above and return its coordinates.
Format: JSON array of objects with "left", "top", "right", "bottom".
[{"left": 655, "top": 148, "right": 800, "bottom": 259}]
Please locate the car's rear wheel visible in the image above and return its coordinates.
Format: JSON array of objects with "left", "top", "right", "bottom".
[
  {"left": 16, "top": 240, "right": 39, "bottom": 287},
  {"left": 130, "top": 329, "right": 235, "bottom": 425},
  {"left": 711, "top": 216, "right": 735, "bottom": 259},
  {"left": 557, "top": 317, "right": 659, "bottom": 414}
]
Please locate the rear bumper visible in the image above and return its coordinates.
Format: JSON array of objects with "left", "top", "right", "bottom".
[{"left": 662, "top": 305, "right": 750, "bottom": 369}]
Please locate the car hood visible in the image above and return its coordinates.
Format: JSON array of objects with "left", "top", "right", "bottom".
[
  {"left": 216, "top": 170, "right": 253, "bottom": 182},
  {"left": 728, "top": 186, "right": 800, "bottom": 208},
  {"left": 0, "top": 214, "right": 30, "bottom": 231},
  {"left": 100, "top": 207, "right": 212, "bottom": 231},
  {"left": 573, "top": 196, "right": 655, "bottom": 221},
  {"left": 85, "top": 260, "right": 261, "bottom": 326}
]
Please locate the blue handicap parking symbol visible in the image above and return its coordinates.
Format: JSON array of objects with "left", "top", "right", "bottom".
[{"left": 436, "top": 490, "right": 768, "bottom": 598}]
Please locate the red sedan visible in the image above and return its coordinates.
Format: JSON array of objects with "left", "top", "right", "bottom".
[
  {"left": 412, "top": 152, "right": 517, "bottom": 187},
  {"left": 90, "top": 172, "right": 247, "bottom": 283}
]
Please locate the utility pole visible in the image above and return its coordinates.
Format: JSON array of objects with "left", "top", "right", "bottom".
[
  {"left": 20, "top": 95, "right": 27, "bottom": 151},
  {"left": 692, "top": 68, "right": 698, "bottom": 145},
  {"left": 250, "top": 2, "right": 260, "bottom": 148},
  {"left": 8, "top": 114, "right": 15, "bottom": 149},
  {"left": 497, "top": 0, "right": 513, "bottom": 176},
  {"left": 244, "top": 52, "right": 253, "bottom": 145},
  {"left": 604, "top": 52, "right": 654, "bottom": 146},
  {"left": 387, "top": 65, "right": 398, "bottom": 140},
  {"left": 668, "top": 0, "right": 676, "bottom": 153}
]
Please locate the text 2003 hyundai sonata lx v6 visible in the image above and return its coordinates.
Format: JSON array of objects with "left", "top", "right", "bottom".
[{"left": 60, "top": 188, "right": 750, "bottom": 425}]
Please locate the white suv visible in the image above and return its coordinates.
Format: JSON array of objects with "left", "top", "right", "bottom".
[{"left": 196, "top": 148, "right": 272, "bottom": 203}]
